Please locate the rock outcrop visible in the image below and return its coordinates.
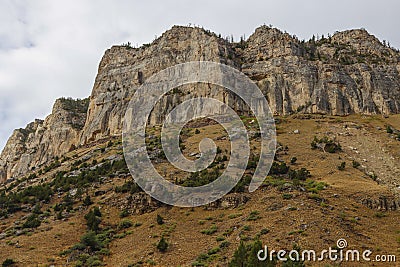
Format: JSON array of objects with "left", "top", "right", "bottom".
[
  {"left": 242, "top": 26, "right": 400, "bottom": 115},
  {"left": 1, "top": 25, "right": 400, "bottom": 182},
  {"left": 79, "top": 26, "right": 239, "bottom": 145},
  {"left": 0, "top": 98, "right": 88, "bottom": 180}
]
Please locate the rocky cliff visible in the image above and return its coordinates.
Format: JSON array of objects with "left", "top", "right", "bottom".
[
  {"left": 1, "top": 25, "right": 400, "bottom": 182},
  {"left": 242, "top": 26, "right": 400, "bottom": 115},
  {"left": 0, "top": 98, "right": 88, "bottom": 181}
]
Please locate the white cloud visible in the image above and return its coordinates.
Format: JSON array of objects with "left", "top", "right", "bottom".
[{"left": 0, "top": 0, "right": 399, "bottom": 150}]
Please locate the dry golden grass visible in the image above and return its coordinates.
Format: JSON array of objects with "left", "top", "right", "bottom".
[{"left": 1, "top": 115, "right": 400, "bottom": 266}]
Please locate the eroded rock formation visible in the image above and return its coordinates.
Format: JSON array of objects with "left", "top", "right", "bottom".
[{"left": 1, "top": 25, "right": 400, "bottom": 182}]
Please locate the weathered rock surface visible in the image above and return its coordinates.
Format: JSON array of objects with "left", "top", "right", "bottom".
[
  {"left": 242, "top": 26, "right": 400, "bottom": 115},
  {"left": 0, "top": 98, "right": 88, "bottom": 181},
  {"left": 1, "top": 25, "right": 400, "bottom": 182},
  {"left": 362, "top": 197, "right": 400, "bottom": 211},
  {"left": 79, "top": 26, "right": 238, "bottom": 145}
]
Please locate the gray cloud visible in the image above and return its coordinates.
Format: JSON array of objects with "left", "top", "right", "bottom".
[{"left": 0, "top": 0, "right": 399, "bottom": 150}]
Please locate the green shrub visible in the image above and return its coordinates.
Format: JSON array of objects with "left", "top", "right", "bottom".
[
  {"left": 288, "top": 168, "right": 310, "bottom": 181},
  {"left": 219, "top": 241, "right": 230, "bottom": 249},
  {"left": 119, "top": 209, "right": 129, "bottom": 218},
  {"left": 180, "top": 168, "right": 220, "bottom": 187},
  {"left": 201, "top": 225, "right": 218, "bottom": 235},
  {"left": 352, "top": 160, "right": 360, "bottom": 168},
  {"left": 134, "top": 222, "right": 142, "bottom": 227},
  {"left": 93, "top": 207, "right": 102, "bottom": 217},
  {"left": 32, "top": 204, "right": 42, "bottom": 214},
  {"left": 227, "top": 213, "right": 242, "bottom": 219},
  {"left": 260, "top": 228, "right": 270, "bottom": 235},
  {"left": 83, "top": 195, "right": 93, "bottom": 206},
  {"left": 337, "top": 162, "right": 346, "bottom": 171},
  {"left": 80, "top": 231, "right": 103, "bottom": 252},
  {"left": 157, "top": 237, "right": 168, "bottom": 252},
  {"left": 311, "top": 136, "right": 341, "bottom": 153},
  {"left": 247, "top": 211, "right": 261, "bottom": 221},
  {"left": 242, "top": 225, "right": 251, "bottom": 231},
  {"left": 2, "top": 258, "right": 16, "bottom": 267},
  {"left": 157, "top": 214, "right": 164, "bottom": 225},
  {"left": 114, "top": 180, "right": 142, "bottom": 194},
  {"left": 207, "top": 247, "right": 220, "bottom": 255},
  {"left": 374, "top": 212, "right": 387, "bottom": 218},
  {"left": 216, "top": 236, "right": 225, "bottom": 242},
  {"left": 23, "top": 214, "right": 41, "bottom": 229},
  {"left": 269, "top": 162, "right": 289, "bottom": 175},
  {"left": 305, "top": 180, "right": 328, "bottom": 193},
  {"left": 118, "top": 219, "right": 133, "bottom": 229},
  {"left": 282, "top": 193, "right": 293, "bottom": 200},
  {"left": 85, "top": 255, "right": 103, "bottom": 266},
  {"left": 231, "top": 175, "right": 251, "bottom": 193}
]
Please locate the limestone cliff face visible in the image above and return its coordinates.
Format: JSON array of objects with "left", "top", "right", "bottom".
[
  {"left": 1, "top": 25, "right": 400, "bottom": 182},
  {"left": 79, "top": 26, "right": 238, "bottom": 144},
  {"left": 0, "top": 98, "right": 88, "bottom": 181},
  {"left": 242, "top": 26, "right": 400, "bottom": 115}
]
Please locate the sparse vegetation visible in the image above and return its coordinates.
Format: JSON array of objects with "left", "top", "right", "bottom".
[
  {"left": 269, "top": 162, "right": 289, "bottom": 175},
  {"left": 157, "top": 237, "right": 169, "bottom": 252},
  {"left": 85, "top": 207, "right": 102, "bottom": 232},
  {"left": 22, "top": 214, "right": 41, "bottom": 229},
  {"left": 247, "top": 211, "right": 261, "bottom": 221},
  {"left": 375, "top": 212, "right": 387, "bottom": 218},
  {"left": 157, "top": 214, "right": 164, "bottom": 225},
  {"left": 282, "top": 193, "right": 293, "bottom": 200},
  {"left": 2, "top": 258, "right": 16, "bottom": 267},
  {"left": 2, "top": 109, "right": 400, "bottom": 265},
  {"left": 83, "top": 195, "right": 93, "bottom": 206},
  {"left": 118, "top": 219, "right": 133, "bottom": 229},
  {"left": 288, "top": 168, "right": 311, "bottom": 181},
  {"left": 337, "top": 161, "right": 346, "bottom": 171},
  {"left": 119, "top": 209, "right": 129, "bottom": 218},
  {"left": 180, "top": 168, "right": 221, "bottom": 187},
  {"left": 311, "top": 136, "right": 341, "bottom": 153},
  {"left": 352, "top": 160, "right": 361, "bottom": 168},
  {"left": 201, "top": 224, "right": 218, "bottom": 235},
  {"left": 114, "top": 180, "right": 142, "bottom": 194},
  {"left": 229, "top": 240, "right": 276, "bottom": 267}
]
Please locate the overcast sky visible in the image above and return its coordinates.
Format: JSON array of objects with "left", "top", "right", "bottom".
[{"left": 0, "top": 0, "right": 399, "bottom": 151}]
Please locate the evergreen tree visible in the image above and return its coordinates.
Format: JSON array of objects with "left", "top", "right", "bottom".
[
  {"left": 229, "top": 241, "right": 247, "bottom": 267},
  {"left": 83, "top": 195, "right": 93, "bottom": 206},
  {"left": 93, "top": 206, "right": 102, "bottom": 217},
  {"left": 84, "top": 209, "right": 101, "bottom": 232},
  {"left": 248, "top": 240, "right": 276, "bottom": 267}
]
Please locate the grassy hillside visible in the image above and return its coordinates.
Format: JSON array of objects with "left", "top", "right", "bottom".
[{"left": 0, "top": 115, "right": 399, "bottom": 266}]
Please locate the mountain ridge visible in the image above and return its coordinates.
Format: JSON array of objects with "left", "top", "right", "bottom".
[{"left": 1, "top": 24, "right": 400, "bottom": 182}]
